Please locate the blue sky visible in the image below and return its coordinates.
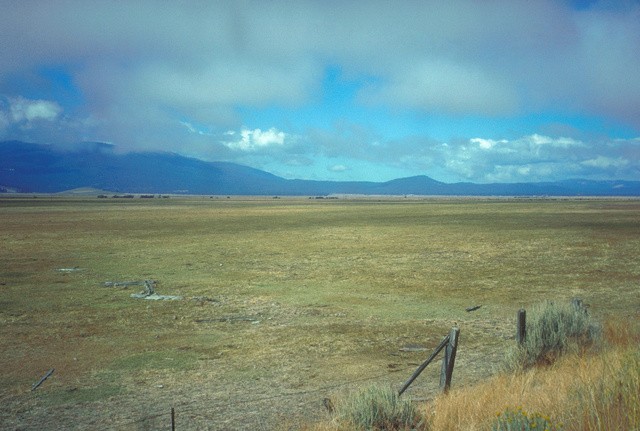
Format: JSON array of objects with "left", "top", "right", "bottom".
[{"left": 1, "top": 0, "right": 639, "bottom": 183}]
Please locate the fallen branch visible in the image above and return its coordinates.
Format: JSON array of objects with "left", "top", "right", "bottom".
[
  {"left": 399, "top": 345, "right": 428, "bottom": 352},
  {"left": 111, "top": 280, "right": 184, "bottom": 300},
  {"left": 195, "top": 317, "right": 257, "bottom": 323},
  {"left": 131, "top": 293, "right": 183, "bottom": 300},
  {"left": 31, "top": 368, "right": 55, "bottom": 391},
  {"left": 466, "top": 305, "right": 482, "bottom": 312},
  {"left": 105, "top": 280, "right": 157, "bottom": 288},
  {"left": 55, "top": 266, "right": 86, "bottom": 272}
]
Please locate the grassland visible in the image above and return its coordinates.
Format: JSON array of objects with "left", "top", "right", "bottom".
[{"left": 1, "top": 197, "right": 638, "bottom": 430}]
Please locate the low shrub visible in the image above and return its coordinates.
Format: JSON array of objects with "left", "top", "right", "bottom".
[
  {"left": 503, "top": 301, "right": 601, "bottom": 372},
  {"left": 492, "top": 406, "right": 563, "bottom": 430},
  {"left": 331, "top": 384, "right": 423, "bottom": 430}
]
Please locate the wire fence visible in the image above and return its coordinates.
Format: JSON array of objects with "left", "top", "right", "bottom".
[{"left": 110, "top": 362, "right": 423, "bottom": 430}]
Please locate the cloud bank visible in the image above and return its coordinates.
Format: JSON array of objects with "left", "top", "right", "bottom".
[{"left": 1, "top": 0, "right": 639, "bottom": 183}]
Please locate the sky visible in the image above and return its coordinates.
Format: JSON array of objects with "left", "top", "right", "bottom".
[{"left": 1, "top": 0, "right": 640, "bottom": 184}]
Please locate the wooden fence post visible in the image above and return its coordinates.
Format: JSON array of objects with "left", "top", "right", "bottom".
[
  {"left": 517, "top": 309, "right": 526, "bottom": 347},
  {"left": 572, "top": 298, "right": 584, "bottom": 314},
  {"left": 171, "top": 407, "right": 175, "bottom": 431},
  {"left": 439, "top": 327, "right": 460, "bottom": 394},
  {"left": 398, "top": 333, "right": 450, "bottom": 397}
]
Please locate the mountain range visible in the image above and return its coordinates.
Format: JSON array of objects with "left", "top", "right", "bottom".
[{"left": 1, "top": 140, "right": 639, "bottom": 196}]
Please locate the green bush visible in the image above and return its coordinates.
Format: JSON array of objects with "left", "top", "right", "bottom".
[
  {"left": 503, "top": 301, "right": 601, "bottom": 371},
  {"left": 332, "top": 384, "right": 423, "bottom": 430}
]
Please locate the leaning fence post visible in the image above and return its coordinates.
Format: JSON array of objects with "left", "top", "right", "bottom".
[
  {"left": 439, "top": 326, "right": 460, "bottom": 394},
  {"left": 398, "top": 333, "right": 450, "bottom": 397},
  {"left": 31, "top": 368, "right": 55, "bottom": 391},
  {"left": 517, "top": 309, "right": 526, "bottom": 347}
]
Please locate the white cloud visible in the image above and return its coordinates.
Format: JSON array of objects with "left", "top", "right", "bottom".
[
  {"left": 223, "top": 127, "right": 287, "bottom": 152},
  {"left": 328, "top": 164, "right": 348, "bottom": 172},
  {"left": 180, "top": 120, "right": 210, "bottom": 136},
  {"left": 0, "top": 96, "right": 70, "bottom": 142},
  {"left": 470, "top": 138, "right": 508, "bottom": 150},
  {"left": 395, "top": 133, "right": 640, "bottom": 183},
  {"left": 9, "top": 97, "right": 62, "bottom": 123},
  {"left": 581, "top": 156, "right": 629, "bottom": 169},
  {"left": 529, "top": 134, "right": 584, "bottom": 148}
]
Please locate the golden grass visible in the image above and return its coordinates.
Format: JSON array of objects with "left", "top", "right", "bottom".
[{"left": 425, "top": 319, "right": 640, "bottom": 431}]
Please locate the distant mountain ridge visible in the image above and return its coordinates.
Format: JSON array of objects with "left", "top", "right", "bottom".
[{"left": 2, "top": 140, "right": 639, "bottom": 196}]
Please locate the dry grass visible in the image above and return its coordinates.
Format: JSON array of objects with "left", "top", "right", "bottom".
[
  {"left": 311, "top": 319, "right": 640, "bottom": 431},
  {"left": 424, "top": 318, "right": 640, "bottom": 431},
  {"left": 1, "top": 197, "right": 639, "bottom": 430}
]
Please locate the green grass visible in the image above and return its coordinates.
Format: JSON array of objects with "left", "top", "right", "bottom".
[
  {"left": 112, "top": 349, "right": 201, "bottom": 372},
  {"left": 33, "top": 385, "right": 125, "bottom": 407},
  {"left": 1, "top": 197, "right": 639, "bottom": 429}
]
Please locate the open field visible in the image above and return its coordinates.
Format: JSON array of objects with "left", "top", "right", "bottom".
[{"left": 1, "top": 197, "right": 639, "bottom": 430}]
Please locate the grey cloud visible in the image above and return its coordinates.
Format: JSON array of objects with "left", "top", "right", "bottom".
[
  {"left": 3, "top": 1, "right": 640, "bottom": 125},
  {"left": 360, "top": 60, "right": 519, "bottom": 115},
  {"left": 1, "top": 0, "right": 640, "bottom": 174}
]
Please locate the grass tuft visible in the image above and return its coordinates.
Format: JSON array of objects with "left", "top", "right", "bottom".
[
  {"left": 330, "top": 384, "right": 423, "bottom": 430},
  {"left": 569, "top": 348, "right": 640, "bottom": 430}
]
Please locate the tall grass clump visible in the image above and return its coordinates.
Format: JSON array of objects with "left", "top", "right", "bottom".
[
  {"left": 570, "top": 348, "right": 640, "bottom": 430},
  {"left": 330, "top": 384, "right": 423, "bottom": 430},
  {"left": 503, "top": 301, "right": 601, "bottom": 372}
]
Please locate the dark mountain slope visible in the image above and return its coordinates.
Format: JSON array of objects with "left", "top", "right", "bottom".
[{"left": 1, "top": 141, "right": 639, "bottom": 196}]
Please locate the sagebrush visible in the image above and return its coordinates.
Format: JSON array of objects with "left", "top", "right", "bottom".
[
  {"left": 502, "top": 301, "right": 601, "bottom": 371},
  {"left": 330, "top": 384, "right": 423, "bottom": 430}
]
